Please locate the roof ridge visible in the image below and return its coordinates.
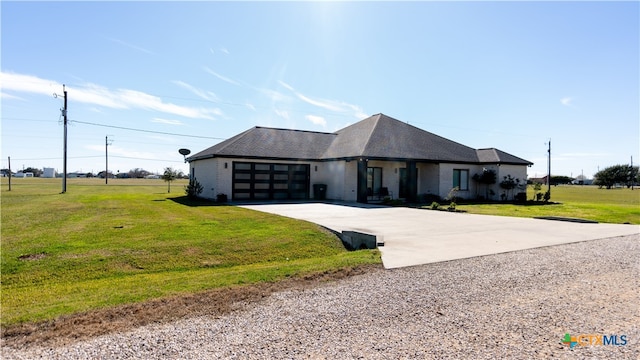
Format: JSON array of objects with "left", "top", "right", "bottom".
[
  {"left": 476, "top": 147, "right": 499, "bottom": 158},
  {"left": 255, "top": 126, "right": 334, "bottom": 135},
  {"left": 360, "top": 113, "right": 383, "bottom": 155}
]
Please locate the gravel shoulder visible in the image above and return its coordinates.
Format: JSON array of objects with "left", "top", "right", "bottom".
[{"left": 3, "top": 234, "right": 639, "bottom": 359}]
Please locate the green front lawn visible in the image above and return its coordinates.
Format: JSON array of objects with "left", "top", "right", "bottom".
[
  {"left": 455, "top": 185, "right": 640, "bottom": 224},
  {"left": 1, "top": 178, "right": 379, "bottom": 326}
]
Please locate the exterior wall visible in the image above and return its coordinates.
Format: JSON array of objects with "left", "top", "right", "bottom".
[
  {"left": 343, "top": 160, "right": 358, "bottom": 202},
  {"left": 191, "top": 156, "right": 530, "bottom": 202},
  {"left": 191, "top": 157, "right": 220, "bottom": 200},
  {"left": 495, "top": 164, "right": 529, "bottom": 200},
  {"left": 497, "top": 164, "right": 528, "bottom": 184},
  {"left": 469, "top": 164, "right": 529, "bottom": 201},
  {"left": 436, "top": 163, "right": 486, "bottom": 200},
  {"left": 417, "top": 163, "right": 440, "bottom": 198},
  {"left": 313, "top": 161, "right": 345, "bottom": 200}
]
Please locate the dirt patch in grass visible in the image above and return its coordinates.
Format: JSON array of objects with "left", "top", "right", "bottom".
[
  {"left": 1, "top": 264, "right": 382, "bottom": 349},
  {"left": 17, "top": 253, "right": 47, "bottom": 261}
]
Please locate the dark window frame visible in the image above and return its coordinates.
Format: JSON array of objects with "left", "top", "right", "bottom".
[{"left": 453, "top": 169, "right": 469, "bottom": 191}]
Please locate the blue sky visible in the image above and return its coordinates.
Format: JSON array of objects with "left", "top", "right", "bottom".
[{"left": 2, "top": 1, "right": 638, "bottom": 179}]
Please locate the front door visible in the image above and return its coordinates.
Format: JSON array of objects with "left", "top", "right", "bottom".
[
  {"left": 399, "top": 168, "right": 407, "bottom": 198},
  {"left": 367, "top": 167, "right": 382, "bottom": 197},
  {"left": 399, "top": 167, "right": 418, "bottom": 199}
]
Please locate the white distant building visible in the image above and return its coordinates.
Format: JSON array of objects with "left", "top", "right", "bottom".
[
  {"left": 43, "top": 168, "right": 56, "bottom": 178},
  {"left": 573, "top": 174, "right": 593, "bottom": 185},
  {"left": 14, "top": 172, "right": 34, "bottom": 178}
]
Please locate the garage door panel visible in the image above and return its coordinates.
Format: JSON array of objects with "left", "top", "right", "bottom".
[{"left": 232, "top": 162, "right": 309, "bottom": 201}]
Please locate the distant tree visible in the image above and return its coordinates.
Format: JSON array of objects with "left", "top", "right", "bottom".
[
  {"left": 550, "top": 175, "right": 574, "bottom": 186},
  {"left": 86, "top": 172, "right": 94, "bottom": 178},
  {"left": 23, "top": 167, "right": 43, "bottom": 177},
  {"left": 472, "top": 169, "right": 497, "bottom": 200},
  {"left": 97, "top": 171, "right": 115, "bottom": 179},
  {"left": 162, "top": 167, "right": 183, "bottom": 193},
  {"left": 128, "top": 168, "right": 151, "bottom": 178},
  {"left": 631, "top": 166, "right": 640, "bottom": 187},
  {"left": 594, "top": 164, "right": 638, "bottom": 189}
]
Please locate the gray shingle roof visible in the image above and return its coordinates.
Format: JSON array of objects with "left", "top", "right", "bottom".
[
  {"left": 188, "top": 113, "right": 532, "bottom": 165},
  {"left": 476, "top": 148, "right": 533, "bottom": 165},
  {"left": 323, "top": 114, "right": 479, "bottom": 162},
  {"left": 189, "top": 127, "right": 336, "bottom": 161}
]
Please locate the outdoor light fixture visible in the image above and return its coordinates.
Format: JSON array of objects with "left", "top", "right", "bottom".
[{"left": 225, "top": 162, "right": 228, "bottom": 169}]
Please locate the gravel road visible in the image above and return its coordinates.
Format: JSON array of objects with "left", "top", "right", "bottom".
[{"left": 3, "top": 234, "right": 638, "bottom": 359}]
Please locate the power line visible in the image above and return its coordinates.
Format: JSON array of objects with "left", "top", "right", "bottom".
[
  {"left": 1, "top": 155, "right": 182, "bottom": 163},
  {"left": 3, "top": 156, "right": 102, "bottom": 161},
  {"left": 2, "top": 117, "right": 227, "bottom": 140},
  {"left": 111, "top": 155, "right": 182, "bottom": 163},
  {"left": 72, "top": 120, "right": 226, "bottom": 140},
  {"left": 1, "top": 117, "right": 55, "bottom": 123}
]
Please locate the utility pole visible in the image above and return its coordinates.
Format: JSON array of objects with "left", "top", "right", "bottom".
[
  {"left": 7, "top": 156, "right": 11, "bottom": 191},
  {"left": 54, "top": 85, "right": 68, "bottom": 193},
  {"left": 547, "top": 139, "right": 551, "bottom": 198},
  {"left": 105, "top": 136, "right": 113, "bottom": 184}
]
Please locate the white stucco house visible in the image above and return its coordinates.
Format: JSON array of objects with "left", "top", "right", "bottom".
[{"left": 187, "top": 113, "right": 532, "bottom": 203}]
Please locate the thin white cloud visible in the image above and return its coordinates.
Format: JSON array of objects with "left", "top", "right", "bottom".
[
  {"left": 85, "top": 144, "right": 158, "bottom": 160},
  {"left": 1, "top": 71, "right": 221, "bottom": 120},
  {"left": 275, "top": 109, "right": 290, "bottom": 120},
  {"left": 209, "top": 48, "right": 229, "bottom": 55},
  {"left": 345, "top": 103, "right": 368, "bottom": 120},
  {"left": 203, "top": 66, "right": 241, "bottom": 86},
  {"left": 561, "top": 97, "right": 573, "bottom": 107},
  {"left": 107, "top": 37, "right": 153, "bottom": 54},
  {"left": 0, "top": 72, "right": 61, "bottom": 96},
  {"left": 172, "top": 80, "right": 219, "bottom": 102},
  {"left": 278, "top": 80, "right": 367, "bottom": 119},
  {"left": 0, "top": 92, "right": 25, "bottom": 100},
  {"left": 279, "top": 81, "right": 295, "bottom": 92},
  {"left": 306, "top": 114, "right": 327, "bottom": 127},
  {"left": 152, "top": 118, "right": 184, "bottom": 126},
  {"left": 245, "top": 102, "right": 256, "bottom": 111},
  {"left": 146, "top": 134, "right": 178, "bottom": 143},
  {"left": 257, "top": 88, "right": 291, "bottom": 103}
]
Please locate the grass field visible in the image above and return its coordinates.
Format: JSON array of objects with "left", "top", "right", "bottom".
[
  {"left": 2, "top": 179, "right": 638, "bottom": 330},
  {"left": 1, "top": 178, "right": 380, "bottom": 327},
  {"left": 455, "top": 185, "right": 640, "bottom": 224}
]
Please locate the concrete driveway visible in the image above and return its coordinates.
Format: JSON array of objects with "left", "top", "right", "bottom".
[{"left": 239, "top": 202, "right": 639, "bottom": 269}]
